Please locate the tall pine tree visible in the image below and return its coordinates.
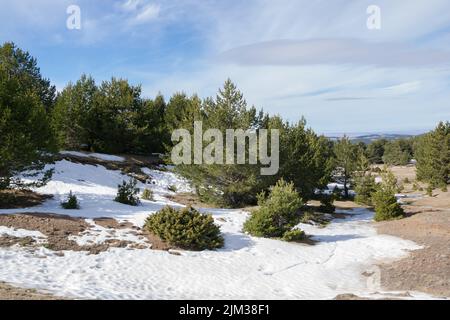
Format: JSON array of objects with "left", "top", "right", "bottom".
[{"left": 0, "top": 42, "right": 55, "bottom": 190}]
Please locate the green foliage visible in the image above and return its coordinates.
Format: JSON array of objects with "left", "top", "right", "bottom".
[
  {"left": 355, "top": 175, "right": 376, "bottom": 205},
  {"left": 366, "top": 139, "right": 388, "bottom": 164},
  {"left": 382, "top": 140, "right": 412, "bottom": 166},
  {"left": 333, "top": 137, "right": 359, "bottom": 199},
  {"left": 61, "top": 191, "right": 80, "bottom": 209},
  {"left": 243, "top": 179, "right": 303, "bottom": 238},
  {"left": 278, "top": 119, "right": 334, "bottom": 201},
  {"left": 141, "top": 188, "right": 154, "bottom": 201},
  {"left": 372, "top": 189, "right": 404, "bottom": 222},
  {"left": 52, "top": 76, "right": 167, "bottom": 154},
  {"left": 174, "top": 80, "right": 269, "bottom": 207},
  {"left": 0, "top": 42, "right": 56, "bottom": 190},
  {"left": 380, "top": 168, "right": 401, "bottom": 194},
  {"left": 318, "top": 194, "right": 335, "bottom": 213},
  {"left": 115, "top": 179, "right": 140, "bottom": 206},
  {"left": 176, "top": 81, "right": 332, "bottom": 207},
  {"left": 372, "top": 169, "right": 404, "bottom": 222},
  {"left": 403, "top": 177, "right": 410, "bottom": 184},
  {"left": 416, "top": 122, "right": 450, "bottom": 188},
  {"left": 145, "top": 206, "right": 224, "bottom": 250},
  {"left": 282, "top": 229, "right": 305, "bottom": 242},
  {"left": 168, "top": 185, "right": 178, "bottom": 193}
]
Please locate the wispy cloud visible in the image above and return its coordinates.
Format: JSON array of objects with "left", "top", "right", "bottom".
[
  {"left": 129, "top": 3, "right": 160, "bottom": 25},
  {"left": 219, "top": 39, "right": 450, "bottom": 68},
  {"left": 120, "top": 0, "right": 144, "bottom": 12}
]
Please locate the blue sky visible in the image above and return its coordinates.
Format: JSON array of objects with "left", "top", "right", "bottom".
[{"left": 1, "top": 0, "right": 450, "bottom": 135}]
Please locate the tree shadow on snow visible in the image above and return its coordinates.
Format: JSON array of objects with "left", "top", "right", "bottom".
[
  {"left": 221, "top": 232, "right": 254, "bottom": 251},
  {"left": 312, "top": 234, "right": 364, "bottom": 243}
]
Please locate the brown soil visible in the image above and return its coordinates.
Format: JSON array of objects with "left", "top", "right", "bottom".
[
  {"left": 0, "top": 189, "right": 52, "bottom": 209},
  {"left": 0, "top": 282, "right": 64, "bottom": 300},
  {"left": 93, "top": 217, "right": 135, "bottom": 229},
  {"left": 142, "top": 230, "right": 174, "bottom": 251},
  {"left": 0, "top": 213, "right": 179, "bottom": 254},
  {"left": 0, "top": 213, "right": 148, "bottom": 254},
  {"left": 0, "top": 235, "right": 35, "bottom": 247},
  {"left": 376, "top": 208, "right": 450, "bottom": 298},
  {"left": 369, "top": 164, "right": 450, "bottom": 298}
]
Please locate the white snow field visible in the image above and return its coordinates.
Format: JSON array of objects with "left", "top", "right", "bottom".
[{"left": 0, "top": 160, "right": 429, "bottom": 300}]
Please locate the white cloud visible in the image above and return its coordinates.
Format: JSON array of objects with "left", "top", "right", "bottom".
[
  {"left": 219, "top": 39, "right": 450, "bottom": 68},
  {"left": 131, "top": 3, "right": 160, "bottom": 24},
  {"left": 121, "top": 0, "right": 144, "bottom": 12}
]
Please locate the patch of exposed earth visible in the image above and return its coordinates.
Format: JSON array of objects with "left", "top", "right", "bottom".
[
  {"left": 376, "top": 207, "right": 450, "bottom": 298},
  {"left": 0, "top": 213, "right": 173, "bottom": 254},
  {"left": 0, "top": 190, "right": 52, "bottom": 209},
  {"left": 0, "top": 282, "right": 65, "bottom": 300}
]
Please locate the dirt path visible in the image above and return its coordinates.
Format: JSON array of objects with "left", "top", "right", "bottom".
[
  {"left": 376, "top": 207, "right": 450, "bottom": 298},
  {"left": 0, "top": 282, "right": 64, "bottom": 300}
]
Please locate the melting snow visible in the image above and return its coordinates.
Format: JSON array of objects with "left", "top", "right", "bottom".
[{"left": 0, "top": 159, "right": 429, "bottom": 299}]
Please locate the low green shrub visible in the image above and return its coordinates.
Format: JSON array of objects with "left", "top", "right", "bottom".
[
  {"left": 282, "top": 229, "right": 305, "bottom": 242},
  {"left": 115, "top": 179, "right": 140, "bottom": 206},
  {"left": 318, "top": 194, "right": 335, "bottom": 213},
  {"left": 243, "top": 179, "right": 303, "bottom": 238},
  {"left": 141, "top": 188, "right": 154, "bottom": 201},
  {"left": 145, "top": 206, "right": 224, "bottom": 250},
  {"left": 61, "top": 191, "right": 80, "bottom": 209},
  {"left": 372, "top": 188, "right": 404, "bottom": 222}
]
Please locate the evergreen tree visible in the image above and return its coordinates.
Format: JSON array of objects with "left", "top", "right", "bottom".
[
  {"left": 333, "top": 136, "right": 358, "bottom": 198},
  {"left": 52, "top": 75, "right": 98, "bottom": 150},
  {"left": 243, "top": 179, "right": 304, "bottom": 238},
  {"left": 372, "top": 169, "right": 404, "bottom": 221},
  {"left": 416, "top": 122, "right": 450, "bottom": 188},
  {"left": 133, "top": 94, "right": 167, "bottom": 154},
  {"left": 0, "top": 42, "right": 55, "bottom": 190},
  {"left": 176, "top": 79, "right": 268, "bottom": 207},
  {"left": 354, "top": 150, "right": 376, "bottom": 205},
  {"left": 382, "top": 139, "right": 412, "bottom": 165},
  {"left": 278, "top": 119, "right": 333, "bottom": 200},
  {"left": 92, "top": 78, "right": 143, "bottom": 153},
  {"left": 366, "top": 139, "right": 387, "bottom": 164}
]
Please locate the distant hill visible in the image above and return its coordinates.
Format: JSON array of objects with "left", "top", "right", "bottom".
[{"left": 326, "top": 133, "right": 417, "bottom": 144}]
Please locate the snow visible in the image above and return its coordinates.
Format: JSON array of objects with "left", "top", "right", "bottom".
[
  {"left": 60, "top": 151, "right": 125, "bottom": 162},
  {"left": 0, "top": 158, "right": 432, "bottom": 300},
  {"left": 68, "top": 219, "right": 148, "bottom": 247},
  {"left": 141, "top": 167, "right": 194, "bottom": 195},
  {"left": 90, "top": 153, "right": 125, "bottom": 162},
  {"left": 0, "top": 226, "right": 47, "bottom": 244}
]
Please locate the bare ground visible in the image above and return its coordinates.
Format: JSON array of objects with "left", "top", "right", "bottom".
[
  {"left": 0, "top": 213, "right": 156, "bottom": 253},
  {"left": 376, "top": 207, "right": 450, "bottom": 298},
  {"left": 372, "top": 164, "right": 450, "bottom": 298},
  {"left": 0, "top": 282, "right": 65, "bottom": 300},
  {"left": 0, "top": 213, "right": 173, "bottom": 299},
  {"left": 0, "top": 189, "right": 52, "bottom": 209}
]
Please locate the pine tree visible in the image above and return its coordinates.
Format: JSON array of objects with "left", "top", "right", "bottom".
[
  {"left": 382, "top": 140, "right": 411, "bottom": 165},
  {"left": 354, "top": 150, "right": 376, "bottom": 205},
  {"left": 278, "top": 119, "right": 333, "bottom": 200},
  {"left": 416, "top": 122, "right": 450, "bottom": 188},
  {"left": 0, "top": 42, "right": 56, "bottom": 190},
  {"left": 333, "top": 136, "right": 358, "bottom": 198},
  {"left": 52, "top": 74, "right": 98, "bottom": 150},
  {"left": 175, "top": 79, "right": 268, "bottom": 207},
  {"left": 366, "top": 139, "right": 388, "bottom": 164}
]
